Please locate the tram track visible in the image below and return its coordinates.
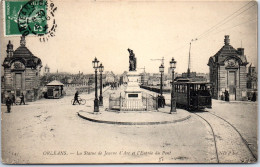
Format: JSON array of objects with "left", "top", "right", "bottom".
[
  {"left": 193, "top": 111, "right": 257, "bottom": 163},
  {"left": 208, "top": 112, "right": 257, "bottom": 161},
  {"left": 193, "top": 113, "right": 219, "bottom": 163}
]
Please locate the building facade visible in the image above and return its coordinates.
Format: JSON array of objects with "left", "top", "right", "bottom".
[
  {"left": 208, "top": 35, "right": 248, "bottom": 101},
  {"left": 140, "top": 72, "right": 149, "bottom": 85},
  {"left": 43, "top": 64, "right": 50, "bottom": 75},
  {"left": 2, "top": 36, "right": 42, "bottom": 101}
]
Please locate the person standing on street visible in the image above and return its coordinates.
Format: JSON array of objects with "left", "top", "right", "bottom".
[
  {"left": 20, "top": 93, "right": 25, "bottom": 105},
  {"left": 251, "top": 92, "right": 256, "bottom": 102},
  {"left": 6, "top": 96, "right": 12, "bottom": 113},
  {"left": 12, "top": 94, "right": 16, "bottom": 105},
  {"left": 73, "top": 91, "right": 79, "bottom": 105},
  {"left": 224, "top": 89, "right": 229, "bottom": 102}
]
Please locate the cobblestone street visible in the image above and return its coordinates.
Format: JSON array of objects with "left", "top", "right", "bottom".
[{"left": 1, "top": 86, "right": 257, "bottom": 164}]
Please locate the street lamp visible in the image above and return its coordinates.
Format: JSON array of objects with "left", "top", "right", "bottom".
[
  {"left": 170, "top": 57, "right": 177, "bottom": 113},
  {"left": 159, "top": 64, "right": 164, "bottom": 96},
  {"left": 92, "top": 57, "right": 99, "bottom": 112},
  {"left": 159, "top": 64, "right": 164, "bottom": 108},
  {"left": 99, "top": 63, "right": 104, "bottom": 106}
]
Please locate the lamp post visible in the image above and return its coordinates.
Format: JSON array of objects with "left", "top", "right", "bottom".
[
  {"left": 159, "top": 64, "right": 164, "bottom": 108},
  {"left": 92, "top": 57, "right": 99, "bottom": 112},
  {"left": 159, "top": 64, "right": 164, "bottom": 96},
  {"left": 170, "top": 58, "right": 177, "bottom": 113},
  {"left": 99, "top": 63, "right": 104, "bottom": 106}
]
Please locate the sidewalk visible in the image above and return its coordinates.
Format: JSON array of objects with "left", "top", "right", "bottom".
[
  {"left": 78, "top": 106, "right": 191, "bottom": 125},
  {"left": 78, "top": 85, "right": 191, "bottom": 125}
]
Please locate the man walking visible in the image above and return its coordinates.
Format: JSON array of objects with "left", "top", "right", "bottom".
[
  {"left": 6, "top": 96, "right": 12, "bottom": 113},
  {"left": 73, "top": 91, "right": 79, "bottom": 105},
  {"left": 20, "top": 93, "right": 25, "bottom": 105}
]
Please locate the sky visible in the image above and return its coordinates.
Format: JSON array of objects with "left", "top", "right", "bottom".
[{"left": 1, "top": 0, "right": 258, "bottom": 75}]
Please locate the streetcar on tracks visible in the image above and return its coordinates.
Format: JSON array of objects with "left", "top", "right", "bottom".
[{"left": 174, "top": 79, "right": 212, "bottom": 111}]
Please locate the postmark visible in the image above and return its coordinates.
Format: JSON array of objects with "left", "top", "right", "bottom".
[
  {"left": 5, "top": 0, "right": 57, "bottom": 42},
  {"left": 17, "top": 0, "right": 48, "bottom": 36}
]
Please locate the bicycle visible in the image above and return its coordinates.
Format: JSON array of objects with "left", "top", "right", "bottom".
[{"left": 71, "top": 97, "right": 86, "bottom": 105}]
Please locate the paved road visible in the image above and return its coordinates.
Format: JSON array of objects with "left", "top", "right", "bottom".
[
  {"left": 141, "top": 88, "right": 258, "bottom": 163},
  {"left": 1, "top": 86, "right": 257, "bottom": 164},
  {"left": 194, "top": 112, "right": 255, "bottom": 163}
]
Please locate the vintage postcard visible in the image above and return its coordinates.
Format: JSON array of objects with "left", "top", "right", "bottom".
[{"left": 0, "top": 0, "right": 258, "bottom": 164}]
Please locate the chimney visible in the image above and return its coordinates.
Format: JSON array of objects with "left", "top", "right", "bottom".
[
  {"left": 224, "top": 35, "right": 230, "bottom": 45},
  {"left": 6, "top": 40, "right": 14, "bottom": 58},
  {"left": 237, "top": 48, "right": 244, "bottom": 55},
  {"left": 20, "top": 35, "right": 26, "bottom": 46}
]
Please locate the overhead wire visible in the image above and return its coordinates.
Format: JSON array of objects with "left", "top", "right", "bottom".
[
  {"left": 213, "top": 18, "right": 257, "bottom": 36},
  {"left": 170, "top": 0, "right": 256, "bottom": 54},
  {"left": 198, "top": 1, "right": 256, "bottom": 40}
]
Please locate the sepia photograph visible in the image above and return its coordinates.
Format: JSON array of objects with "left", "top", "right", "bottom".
[{"left": 0, "top": 0, "right": 258, "bottom": 164}]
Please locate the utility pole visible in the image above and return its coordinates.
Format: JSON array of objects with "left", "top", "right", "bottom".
[{"left": 187, "top": 38, "right": 197, "bottom": 78}]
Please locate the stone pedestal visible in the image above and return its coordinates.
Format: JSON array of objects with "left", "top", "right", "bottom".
[{"left": 123, "top": 71, "right": 145, "bottom": 111}]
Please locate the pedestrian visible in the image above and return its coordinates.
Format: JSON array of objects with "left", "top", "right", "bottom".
[
  {"left": 6, "top": 96, "right": 12, "bottom": 113},
  {"left": 12, "top": 94, "right": 16, "bottom": 105},
  {"left": 162, "top": 96, "right": 165, "bottom": 108},
  {"left": 220, "top": 93, "right": 224, "bottom": 101},
  {"left": 251, "top": 92, "right": 256, "bottom": 102},
  {"left": 224, "top": 90, "right": 229, "bottom": 102},
  {"left": 157, "top": 95, "right": 161, "bottom": 108},
  {"left": 20, "top": 93, "right": 25, "bottom": 105},
  {"left": 73, "top": 91, "right": 79, "bottom": 105},
  {"left": 226, "top": 91, "right": 230, "bottom": 101}
]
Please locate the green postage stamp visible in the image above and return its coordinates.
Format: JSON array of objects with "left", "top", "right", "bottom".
[{"left": 4, "top": 0, "right": 48, "bottom": 36}]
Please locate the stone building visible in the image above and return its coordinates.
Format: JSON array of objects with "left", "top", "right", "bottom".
[
  {"left": 120, "top": 71, "right": 128, "bottom": 84},
  {"left": 2, "top": 36, "right": 42, "bottom": 101},
  {"left": 208, "top": 35, "right": 248, "bottom": 101},
  {"left": 105, "top": 71, "right": 116, "bottom": 84},
  {"left": 44, "top": 64, "right": 50, "bottom": 75},
  {"left": 140, "top": 72, "right": 149, "bottom": 85}
]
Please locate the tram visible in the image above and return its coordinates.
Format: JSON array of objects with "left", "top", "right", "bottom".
[{"left": 174, "top": 79, "right": 212, "bottom": 111}]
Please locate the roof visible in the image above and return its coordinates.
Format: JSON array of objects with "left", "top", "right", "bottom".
[
  {"left": 13, "top": 46, "right": 35, "bottom": 58},
  {"left": 2, "top": 38, "right": 42, "bottom": 69},
  {"left": 208, "top": 36, "right": 248, "bottom": 66},
  {"left": 46, "top": 80, "right": 64, "bottom": 86}
]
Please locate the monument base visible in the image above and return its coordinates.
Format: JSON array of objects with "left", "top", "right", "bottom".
[{"left": 122, "top": 71, "right": 145, "bottom": 111}]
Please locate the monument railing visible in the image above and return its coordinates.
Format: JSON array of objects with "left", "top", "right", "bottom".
[{"left": 108, "top": 92, "right": 158, "bottom": 111}]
